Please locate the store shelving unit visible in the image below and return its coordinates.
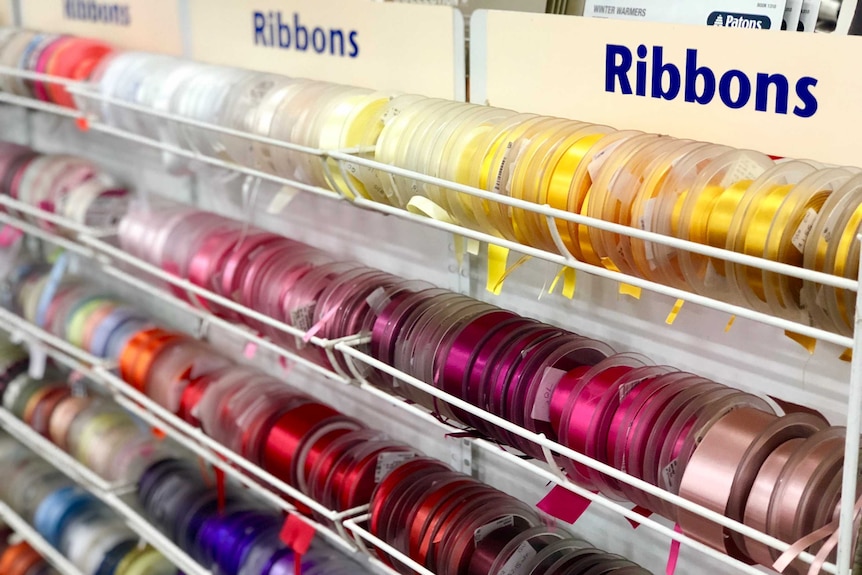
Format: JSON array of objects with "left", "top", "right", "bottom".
[
  {"left": 0, "top": 402, "right": 212, "bottom": 575},
  {"left": 0, "top": 501, "right": 87, "bottom": 575},
  {"left": 0, "top": 56, "right": 857, "bottom": 575}
]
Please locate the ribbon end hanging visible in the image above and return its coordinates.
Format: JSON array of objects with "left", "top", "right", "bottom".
[
  {"left": 665, "top": 299, "right": 685, "bottom": 325},
  {"left": 784, "top": 331, "right": 817, "bottom": 354},
  {"left": 724, "top": 315, "right": 736, "bottom": 332},
  {"left": 549, "top": 266, "right": 577, "bottom": 298},
  {"left": 562, "top": 267, "right": 576, "bottom": 299},
  {"left": 280, "top": 514, "right": 316, "bottom": 554},
  {"left": 600, "top": 257, "right": 640, "bottom": 299},
  {"left": 619, "top": 283, "right": 642, "bottom": 300},
  {"left": 666, "top": 524, "right": 683, "bottom": 575},
  {"left": 487, "top": 244, "right": 509, "bottom": 295}
]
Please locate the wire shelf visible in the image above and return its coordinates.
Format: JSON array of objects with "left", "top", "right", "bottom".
[
  {"left": 0, "top": 405, "right": 212, "bottom": 575},
  {"left": 0, "top": 72, "right": 854, "bottom": 347},
  {"left": 0, "top": 500, "right": 87, "bottom": 575},
  {"left": 0, "top": 65, "right": 859, "bottom": 574},
  {"left": 0, "top": 208, "right": 839, "bottom": 574}
]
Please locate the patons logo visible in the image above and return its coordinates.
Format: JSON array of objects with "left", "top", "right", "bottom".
[{"left": 707, "top": 11, "right": 771, "bottom": 29}]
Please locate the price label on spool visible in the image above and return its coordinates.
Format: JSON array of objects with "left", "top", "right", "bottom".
[
  {"left": 187, "top": 0, "right": 465, "bottom": 99},
  {"left": 20, "top": 0, "right": 183, "bottom": 54}
]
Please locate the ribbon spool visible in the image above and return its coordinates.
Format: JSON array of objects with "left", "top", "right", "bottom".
[
  {"left": 262, "top": 401, "right": 356, "bottom": 487},
  {"left": 7, "top": 460, "right": 69, "bottom": 523},
  {"left": 677, "top": 407, "right": 844, "bottom": 572},
  {"left": 135, "top": 457, "right": 350, "bottom": 575},
  {"left": 33, "top": 485, "right": 100, "bottom": 547},
  {"left": 115, "top": 545, "right": 176, "bottom": 575},
  {"left": 95, "top": 539, "right": 139, "bottom": 575},
  {"left": 0, "top": 144, "right": 127, "bottom": 236},
  {"left": 0, "top": 541, "right": 47, "bottom": 575},
  {"left": 368, "top": 457, "right": 651, "bottom": 575},
  {"left": 48, "top": 395, "right": 93, "bottom": 450}
]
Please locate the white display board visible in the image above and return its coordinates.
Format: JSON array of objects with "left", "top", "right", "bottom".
[
  {"left": 470, "top": 10, "right": 862, "bottom": 166},
  {"left": 187, "top": 0, "right": 466, "bottom": 100},
  {"left": 18, "top": 0, "right": 184, "bottom": 54}
]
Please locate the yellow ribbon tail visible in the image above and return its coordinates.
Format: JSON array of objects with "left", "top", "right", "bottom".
[
  {"left": 666, "top": 299, "right": 685, "bottom": 325},
  {"left": 785, "top": 331, "right": 817, "bottom": 354}
]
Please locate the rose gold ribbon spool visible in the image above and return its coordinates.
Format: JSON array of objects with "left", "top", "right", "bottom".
[
  {"left": 725, "top": 413, "right": 828, "bottom": 556},
  {"left": 678, "top": 407, "right": 777, "bottom": 561},
  {"left": 765, "top": 427, "right": 846, "bottom": 573}
]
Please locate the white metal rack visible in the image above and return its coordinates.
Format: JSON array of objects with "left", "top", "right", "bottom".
[
  {"left": 0, "top": 180, "right": 846, "bottom": 575},
  {"left": 0, "top": 400, "right": 211, "bottom": 575},
  {"left": 0, "top": 500, "right": 87, "bottom": 575},
  {"left": 0, "top": 66, "right": 857, "bottom": 575},
  {"left": 0, "top": 296, "right": 422, "bottom": 575}
]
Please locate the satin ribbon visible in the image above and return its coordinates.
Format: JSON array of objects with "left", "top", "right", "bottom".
[{"left": 773, "top": 494, "right": 862, "bottom": 575}]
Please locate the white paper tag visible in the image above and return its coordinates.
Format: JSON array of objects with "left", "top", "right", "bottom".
[
  {"left": 501, "top": 138, "right": 532, "bottom": 195},
  {"left": 447, "top": 437, "right": 473, "bottom": 474},
  {"left": 530, "top": 367, "right": 566, "bottom": 422},
  {"left": 638, "top": 198, "right": 655, "bottom": 233},
  {"left": 27, "top": 342, "right": 47, "bottom": 380},
  {"left": 266, "top": 186, "right": 300, "bottom": 214},
  {"left": 720, "top": 155, "right": 767, "bottom": 188},
  {"left": 366, "top": 287, "right": 391, "bottom": 313},
  {"left": 68, "top": 371, "right": 87, "bottom": 397},
  {"left": 474, "top": 515, "right": 514, "bottom": 544},
  {"left": 612, "top": 170, "right": 639, "bottom": 201},
  {"left": 289, "top": 304, "right": 316, "bottom": 332},
  {"left": 374, "top": 452, "right": 416, "bottom": 483},
  {"left": 791, "top": 208, "right": 818, "bottom": 253},
  {"left": 497, "top": 540, "right": 539, "bottom": 575},
  {"left": 493, "top": 141, "right": 515, "bottom": 194},
  {"left": 640, "top": 198, "right": 658, "bottom": 267},
  {"left": 704, "top": 259, "right": 721, "bottom": 288},
  {"left": 587, "top": 139, "right": 625, "bottom": 182},
  {"left": 83, "top": 192, "right": 131, "bottom": 228},
  {"left": 661, "top": 457, "right": 680, "bottom": 491},
  {"left": 618, "top": 379, "right": 641, "bottom": 402}
]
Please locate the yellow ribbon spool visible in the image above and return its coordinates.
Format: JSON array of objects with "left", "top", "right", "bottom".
[
  {"left": 737, "top": 183, "right": 795, "bottom": 301},
  {"left": 542, "top": 132, "right": 607, "bottom": 257},
  {"left": 330, "top": 91, "right": 399, "bottom": 201},
  {"left": 830, "top": 199, "right": 862, "bottom": 332},
  {"left": 427, "top": 106, "right": 514, "bottom": 215},
  {"left": 628, "top": 141, "right": 710, "bottom": 280},
  {"left": 450, "top": 113, "right": 536, "bottom": 227},
  {"left": 500, "top": 120, "right": 587, "bottom": 244},
  {"left": 564, "top": 131, "right": 644, "bottom": 267},
  {"left": 474, "top": 116, "right": 563, "bottom": 236}
]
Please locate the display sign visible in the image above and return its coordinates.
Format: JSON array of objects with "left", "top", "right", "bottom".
[
  {"left": 470, "top": 10, "right": 862, "bottom": 166},
  {"left": 187, "top": 0, "right": 466, "bottom": 100},
  {"left": 19, "top": 0, "right": 183, "bottom": 54}
]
